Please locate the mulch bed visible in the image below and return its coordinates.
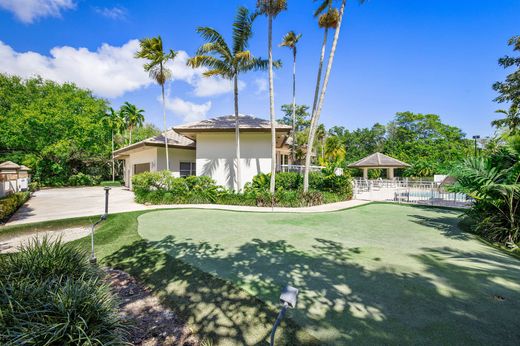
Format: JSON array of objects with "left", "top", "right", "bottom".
[{"left": 105, "top": 269, "right": 199, "bottom": 346}]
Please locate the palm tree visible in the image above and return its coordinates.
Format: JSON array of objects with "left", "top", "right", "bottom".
[
  {"left": 120, "top": 102, "right": 145, "bottom": 145},
  {"left": 102, "top": 107, "right": 126, "bottom": 181},
  {"left": 257, "top": 0, "right": 287, "bottom": 194},
  {"left": 304, "top": 0, "right": 365, "bottom": 192},
  {"left": 492, "top": 104, "right": 520, "bottom": 135},
  {"left": 323, "top": 135, "right": 346, "bottom": 165},
  {"left": 135, "top": 36, "right": 176, "bottom": 171},
  {"left": 280, "top": 30, "right": 302, "bottom": 165},
  {"left": 188, "top": 6, "right": 270, "bottom": 192}
]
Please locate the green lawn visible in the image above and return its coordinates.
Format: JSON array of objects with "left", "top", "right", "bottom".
[
  {"left": 132, "top": 204, "right": 520, "bottom": 345},
  {"left": 7, "top": 203, "right": 519, "bottom": 345}
]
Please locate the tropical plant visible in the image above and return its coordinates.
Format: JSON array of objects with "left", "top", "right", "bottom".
[
  {"left": 452, "top": 141, "right": 520, "bottom": 246},
  {"left": 102, "top": 107, "right": 125, "bottom": 181},
  {"left": 492, "top": 104, "right": 520, "bottom": 135},
  {"left": 135, "top": 36, "right": 177, "bottom": 170},
  {"left": 256, "top": 0, "right": 288, "bottom": 194},
  {"left": 322, "top": 135, "right": 346, "bottom": 165},
  {"left": 120, "top": 102, "right": 145, "bottom": 144},
  {"left": 280, "top": 30, "right": 302, "bottom": 164},
  {"left": 304, "top": 0, "right": 365, "bottom": 192},
  {"left": 188, "top": 6, "right": 270, "bottom": 192}
]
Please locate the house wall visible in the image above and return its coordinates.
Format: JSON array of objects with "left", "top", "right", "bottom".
[
  {"left": 124, "top": 147, "right": 157, "bottom": 188},
  {"left": 195, "top": 132, "right": 271, "bottom": 191},
  {"left": 156, "top": 147, "right": 196, "bottom": 177}
]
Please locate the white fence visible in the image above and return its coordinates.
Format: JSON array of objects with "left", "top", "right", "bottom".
[
  {"left": 277, "top": 164, "right": 325, "bottom": 173},
  {"left": 353, "top": 178, "right": 471, "bottom": 208}
]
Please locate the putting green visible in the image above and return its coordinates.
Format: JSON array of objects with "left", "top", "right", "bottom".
[{"left": 138, "top": 203, "right": 520, "bottom": 345}]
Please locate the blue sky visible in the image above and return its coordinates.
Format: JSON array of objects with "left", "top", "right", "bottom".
[{"left": 0, "top": 0, "right": 518, "bottom": 138}]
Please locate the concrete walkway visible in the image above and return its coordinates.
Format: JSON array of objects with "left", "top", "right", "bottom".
[
  {"left": 0, "top": 227, "right": 90, "bottom": 253},
  {"left": 5, "top": 186, "right": 370, "bottom": 226}
]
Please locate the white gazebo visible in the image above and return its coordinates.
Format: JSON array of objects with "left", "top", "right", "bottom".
[{"left": 347, "top": 152, "right": 410, "bottom": 179}]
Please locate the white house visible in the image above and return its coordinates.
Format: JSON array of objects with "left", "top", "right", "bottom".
[{"left": 113, "top": 115, "right": 292, "bottom": 190}]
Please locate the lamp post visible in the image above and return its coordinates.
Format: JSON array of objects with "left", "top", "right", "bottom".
[
  {"left": 472, "top": 135, "right": 480, "bottom": 156},
  {"left": 90, "top": 187, "right": 111, "bottom": 264},
  {"left": 270, "top": 285, "right": 299, "bottom": 346}
]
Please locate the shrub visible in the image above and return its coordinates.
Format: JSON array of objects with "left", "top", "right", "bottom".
[
  {"left": 28, "top": 181, "right": 40, "bottom": 192},
  {"left": 0, "top": 191, "right": 30, "bottom": 222},
  {"left": 0, "top": 238, "right": 127, "bottom": 345},
  {"left": 100, "top": 180, "right": 122, "bottom": 187},
  {"left": 68, "top": 172, "right": 100, "bottom": 186}
]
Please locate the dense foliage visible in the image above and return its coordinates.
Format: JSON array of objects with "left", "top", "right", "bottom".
[
  {"left": 452, "top": 137, "right": 520, "bottom": 249},
  {"left": 0, "top": 74, "right": 111, "bottom": 185},
  {"left": 0, "top": 191, "right": 30, "bottom": 223},
  {"left": 493, "top": 36, "right": 520, "bottom": 107},
  {"left": 0, "top": 238, "right": 127, "bottom": 344},
  {"left": 326, "top": 112, "right": 473, "bottom": 177},
  {"left": 132, "top": 170, "right": 352, "bottom": 207}
]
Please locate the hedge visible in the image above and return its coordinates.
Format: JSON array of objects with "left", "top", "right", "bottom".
[
  {"left": 0, "top": 192, "right": 30, "bottom": 223},
  {"left": 132, "top": 170, "right": 352, "bottom": 207}
]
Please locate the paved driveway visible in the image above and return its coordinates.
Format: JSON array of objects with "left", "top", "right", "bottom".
[{"left": 7, "top": 187, "right": 147, "bottom": 225}]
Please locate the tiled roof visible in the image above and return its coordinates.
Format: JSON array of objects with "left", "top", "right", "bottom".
[
  {"left": 174, "top": 114, "right": 291, "bottom": 132},
  {"left": 113, "top": 129, "right": 195, "bottom": 155},
  {"left": 347, "top": 152, "right": 410, "bottom": 168}
]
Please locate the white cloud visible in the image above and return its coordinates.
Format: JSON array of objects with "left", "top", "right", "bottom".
[
  {"left": 0, "top": 39, "right": 152, "bottom": 98},
  {"left": 94, "top": 6, "right": 126, "bottom": 20},
  {"left": 162, "top": 95, "right": 212, "bottom": 123},
  {"left": 0, "top": 39, "right": 241, "bottom": 100},
  {"left": 254, "top": 78, "right": 268, "bottom": 95},
  {"left": 0, "top": 0, "right": 75, "bottom": 23}
]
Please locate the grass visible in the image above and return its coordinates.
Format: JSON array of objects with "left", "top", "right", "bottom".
[
  {"left": 134, "top": 204, "right": 520, "bottom": 345},
  {"left": 5, "top": 204, "right": 520, "bottom": 345}
]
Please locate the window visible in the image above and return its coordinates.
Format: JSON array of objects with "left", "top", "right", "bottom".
[
  {"left": 133, "top": 163, "right": 150, "bottom": 174},
  {"left": 180, "top": 162, "right": 196, "bottom": 177}
]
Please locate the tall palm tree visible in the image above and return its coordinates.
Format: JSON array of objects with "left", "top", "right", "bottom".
[
  {"left": 121, "top": 102, "right": 145, "bottom": 145},
  {"left": 304, "top": 0, "right": 364, "bottom": 192},
  {"left": 280, "top": 30, "right": 302, "bottom": 165},
  {"left": 492, "top": 104, "right": 520, "bottom": 135},
  {"left": 102, "top": 107, "right": 126, "bottom": 181},
  {"left": 135, "top": 36, "right": 176, "bottom": 171},
  {"left": 257, "top": 0, "right": 287, "bottom": 194},
  {"left": 188, "top": 6, "right": 270, "bottom": 192}
]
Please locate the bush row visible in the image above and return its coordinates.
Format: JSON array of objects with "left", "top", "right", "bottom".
[
  {"left": 0, "top": 238, "right": 127, "bottom": 344},
  {"left": 0, "top": 191, "right": 30, "bottom": 222},
  {"left": 68, "top": 172, "right": 101, "bottom": 186},
  {"left": 132, "top": 170, "right": 352, "bottom": 207}
]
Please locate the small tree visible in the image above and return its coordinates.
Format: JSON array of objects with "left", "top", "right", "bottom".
[{"left": 120, "top": 102, "right": 144, "bottom": 145}]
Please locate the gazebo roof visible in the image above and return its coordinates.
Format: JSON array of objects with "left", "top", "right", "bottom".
[
  {"left": 347, "top": 152, "right": 410, "bottom": 168},
  {"left": 0, "top": 161, "right": 21, "bottom": 170}
]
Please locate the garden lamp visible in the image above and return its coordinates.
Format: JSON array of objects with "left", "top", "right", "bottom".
[
  {"left": 89, "top": 187, "right": 111, "bottom": 264},
  {"left": 270, "top": 285, "right": 299, "bottom": 346},
  {"left": 472, "top": 135, "right": 480, "bottom": 156}
]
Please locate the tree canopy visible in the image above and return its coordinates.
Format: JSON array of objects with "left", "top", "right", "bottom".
[{"left": 0, "top": 74, "right": 111, "bottom": 185}]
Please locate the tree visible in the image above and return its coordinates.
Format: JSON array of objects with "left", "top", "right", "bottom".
[
  {"left": 120, "top": 102, "right": 145, "bottom": 145},
  {"left": 102, "top": 107, "right": 125, "bottom": 181},
  {"left": 323, "top": 135, "right": 346, "bottom": 165},
  {"left": 135, "top": 36, "right": 177, "bottom": 170},
  {"left": 280, "top": 30, "right": 302, "bottom": 164},
  {"left": 0, "top": 74, "right": 111, "bottom": 185},
  {"left": 279, "top": 104, "right": 312, "bottom": 163},
  {"left": 304, "top": 0, "right": 364, "bottom": 192},
  {"left": 493, "top": 36, "right": 520, "bottom": 107},
  {"left": 188, "top": 6, "right": 270, "bottom": 192},
  {"left": 492, "top": 104, "right": 520, "bottom": 135},
  {"left": 256, "top": 0, "right": 287, "bottom": 194}
]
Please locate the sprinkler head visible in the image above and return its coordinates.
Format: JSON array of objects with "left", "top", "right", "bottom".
[{"left": 279, "top": 285, "right": 299, "bottom": 308}]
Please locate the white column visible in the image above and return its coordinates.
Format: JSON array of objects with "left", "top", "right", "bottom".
[
  {"left": 388, "top": 167, "right": 395, "bottom": 180},
  {"left": 363, "top": 168, "right": 368, "bottom": 179}
]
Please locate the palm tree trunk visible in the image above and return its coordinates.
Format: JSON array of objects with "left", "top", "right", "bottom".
[
  {"left": 111, "top": 130, "right": 115, "bottom": 181},
  {"left": 234, "top": 74, "right": 242, "bottom": 192},
  {"left": 312, "top": 28, "right": 328, "bottom": 116},
  {"left": 304, "top": 0, "right": 346, "bottom": 192},
  {"left": 268, "top": 14, "right": 276, "bottom": 194},
  {"left": 161, "top": 83, "right": 170, "bottom": 171},
  {"left": 291, "top": 47, "right": 297, "bottom": 164},
  {"left": 129, "top": 127, "right": 132, "bottom": 145}
]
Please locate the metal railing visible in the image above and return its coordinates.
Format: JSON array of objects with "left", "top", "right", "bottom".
[{"left": 277, "top": 164, "right": 325, "bottom": 173}]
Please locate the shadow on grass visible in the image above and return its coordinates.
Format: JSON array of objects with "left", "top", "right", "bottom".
[{"left": 105, "top": 234, "right": 520, "bottom": 345}]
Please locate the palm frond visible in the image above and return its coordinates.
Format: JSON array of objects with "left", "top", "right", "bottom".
[
  {"left": 239, "top": 57, "right": 271, "bottom": 73},
  {"left": 196, "top": 42, "right": 232, "bottom": 62},
  {"left": 233, "top": 6, "right": 255, "bottom": 55},
  {"left": 257, "top": 0, "right": 287, "bottom": 17},
  {"left": 195, "top": 27, "right": 232, "bottom": 57}
]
